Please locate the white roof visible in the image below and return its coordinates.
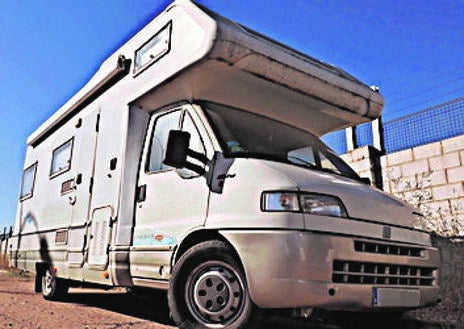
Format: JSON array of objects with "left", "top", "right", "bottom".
[{"left": 28, "top": 0, "right": 383, "bottom": 146}]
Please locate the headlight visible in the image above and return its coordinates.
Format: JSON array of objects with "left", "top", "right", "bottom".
[
  {"left": 262, "top": 192, "right": 300, "bottom": 212},
  {"left": 262, "top": 191, "right": 348, "bottom": 217},
  {"left": 299, "top": 194, "right": 348, "bottom": 217}
]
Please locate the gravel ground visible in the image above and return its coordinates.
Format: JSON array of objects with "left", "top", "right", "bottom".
[{"left": 0, "top": 269, "right": 458, "bottom": 329}]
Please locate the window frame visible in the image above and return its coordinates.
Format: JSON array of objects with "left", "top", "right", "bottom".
[
  {"left": 181, "top": 111, "right": 207, "bottom": 158},
  {"left": 20, "top": 162, "right": 38, "bottom": 201},
  {"left": 50, "top": 138, "right": 74, "bottom": 178},
  {"left": 133, "top": 21, "right": 172, "bottom": 76},
  {"left": 144, "top": 106, "right": 210, "bottom": 175}
]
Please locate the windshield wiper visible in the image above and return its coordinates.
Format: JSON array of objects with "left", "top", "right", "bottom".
[
  {"left": 230, "top": 152, "right": 317, "bottom": 169},
  {"left": 286, "top": 155, "right": 317, "bottom": 168}
]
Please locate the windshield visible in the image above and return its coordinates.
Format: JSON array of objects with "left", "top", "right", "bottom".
[{"left": 202, "top": 102, "right": 360, "bottom": 180}]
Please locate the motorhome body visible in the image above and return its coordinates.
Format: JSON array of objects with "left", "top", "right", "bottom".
[{"left": 11, "top": 1, "right": 440, "bottom": 328}]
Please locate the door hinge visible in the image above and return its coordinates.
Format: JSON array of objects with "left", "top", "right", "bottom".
[
  {"left": 89, "top": 177, "right": 94, "bottom": 194},
  {"left": 96, "top": 113, "right": 101, "bottom": 132}
]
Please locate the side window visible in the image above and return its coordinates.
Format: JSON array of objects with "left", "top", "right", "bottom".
[
  {"left": 134, "top": 22, "right": 172, "bottom": 75},
  {"left": 147, "top": 110, "right": 182, "bottom": 172},
  {"left": 182, "top": 112, "right": 206, "bottom": 157},
  {"left": 181, "top": 112, "right": 207, "bottom": 172},
  {"left": 288, "top": 146, "right": 316, "bottom": 166},
  {"left": 319, "top": 150, "right": 342, "bottom": 175},
  {"left": 20, "top": 163, "right": 38, "bottom": 201},
  {"left": 50, "top": 138, "right": 73, "bottom": 177}
]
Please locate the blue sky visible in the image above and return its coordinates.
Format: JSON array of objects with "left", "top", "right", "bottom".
[{"left": 0, "top": 0, "right": 463, "bottom": 229}]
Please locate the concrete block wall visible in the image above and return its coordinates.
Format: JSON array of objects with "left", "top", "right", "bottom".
[
  {"left": 341, "top": 146, "right": 383, "bottom": 188},
  {"left": 410, "top": 236, "right": 464, "bottom": 324},
  {"left": 344, "top": 134, "right": 464, "bottom": 236}
]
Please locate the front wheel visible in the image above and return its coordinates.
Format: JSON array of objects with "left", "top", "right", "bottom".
[
  {"left": 168, "top": 240, "right": 263, "bottom": 329},
  {"left": 41, "top": 268, "right": 68, "bottom": 301}
]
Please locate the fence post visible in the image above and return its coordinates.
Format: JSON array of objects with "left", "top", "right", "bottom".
[
  {"left": 0, "top": 227, "right": 5, "bottom": 266},
  {"left": 346, "top": 126, "right": 357, "bottom": 151},
  {"left": 0, "top": 227, "right": 12, "bottom": 267},
  {"left": 372, "top": 116, "right": 385, "bottom": 154}
]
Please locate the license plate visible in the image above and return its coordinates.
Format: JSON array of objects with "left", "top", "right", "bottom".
[{"left": 373, "top": 288, "right": 420, "bottom": 307}]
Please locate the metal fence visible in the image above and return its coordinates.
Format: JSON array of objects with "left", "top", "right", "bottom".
[
  {"left": 0, "top": 227, "right": 12, "bottom": 266},
  {"left": 0, "top": 227, "right": 12, "bottom": 241},
  {"left": 323, "top": 97, "right": 464, "bottom": 155}
]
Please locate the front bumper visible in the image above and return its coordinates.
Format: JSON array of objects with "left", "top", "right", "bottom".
[{"left": 220, "top": 230, "right": 440, "bottom": 310}]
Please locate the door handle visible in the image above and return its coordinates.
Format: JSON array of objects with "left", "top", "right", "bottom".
[{"left": 137, "top": 185, "right": 147, "bottom": 202}]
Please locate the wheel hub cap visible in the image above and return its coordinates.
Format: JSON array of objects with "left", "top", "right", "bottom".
[{"left": 190, "top": 266, "right": 243, "bottom": 324}]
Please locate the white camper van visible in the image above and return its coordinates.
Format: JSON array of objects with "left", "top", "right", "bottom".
[{"left": 11, "top": 1, "right": 440, "bottom": 328}]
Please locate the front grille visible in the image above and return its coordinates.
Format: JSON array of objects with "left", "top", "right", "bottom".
[
  {"left": 354, "top": 240, "right": 424, "bottom": 258},
  {"left": 332, "top": 260, "right": 436, "bottom": 286}
]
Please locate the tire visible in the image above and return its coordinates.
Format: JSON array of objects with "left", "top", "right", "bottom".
[
  {"left": 168, "top": 240, "right": 263, "bottom": 329},
  {"left": 41, "top": 267, "right": 69, "bottom": 301}
]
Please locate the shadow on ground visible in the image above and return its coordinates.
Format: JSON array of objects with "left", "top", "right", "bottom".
[
  {"left": 63, "top": 290, "right": 456, "bottom": 329},
  {"left": 65, "top": 289, "right": 172, "bottom": 326},
  {"left": 263, "top": 315, "right": 456, "bottom": 329}
]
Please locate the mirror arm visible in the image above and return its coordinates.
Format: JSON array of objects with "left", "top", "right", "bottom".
[
  {"left": 187, "top": 149, "right": 209, "bottom": 164},
  {"left": 183, "top": 162, "right": 206, "bottom": 175}
]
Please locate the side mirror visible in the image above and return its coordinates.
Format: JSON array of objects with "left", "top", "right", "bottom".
[
  {"left": 164, "top": 130, "right": 190, "bottom": 168},
  {"left": 164, "top": 130, "right": 208, "bottom": 175}
]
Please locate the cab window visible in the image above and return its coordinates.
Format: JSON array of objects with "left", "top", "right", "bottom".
[
  {"left": 147, "top": 110, "right": 182, "bottom": 172},
  {"left": 181, "top": 112, "right": 206, "bottom": 166}
]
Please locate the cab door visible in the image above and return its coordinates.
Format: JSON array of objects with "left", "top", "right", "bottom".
[{"left": 131, "top": 105, "right": 210, "bottom": 280}]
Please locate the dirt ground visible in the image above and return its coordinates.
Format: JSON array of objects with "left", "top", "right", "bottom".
[
  {"left": 0, "top": 269, "right": 324, "bottom": 329},
  {"left": 0, "top": 269, "right": 173, "bottom": 329},
  {"left": 0, "top": 268, "right": 458, "bottom": 329}
]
